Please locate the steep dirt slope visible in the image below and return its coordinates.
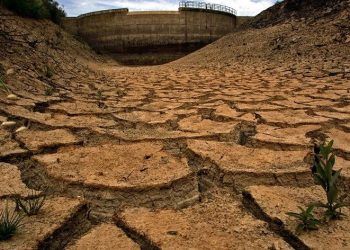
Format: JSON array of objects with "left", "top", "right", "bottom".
[
  {"left": 248, "top": 0, "right": 348, "bottom": 28},
  {"left": 175, "top": 0, "right": 350, "bottom": 77},
  {"left": 0, "top": 7, "right": 111, "bottom": 98}
]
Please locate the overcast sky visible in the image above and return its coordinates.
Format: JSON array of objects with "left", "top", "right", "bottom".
[{"left": 57, "top": 0, "right": 276, "bottom": 17}]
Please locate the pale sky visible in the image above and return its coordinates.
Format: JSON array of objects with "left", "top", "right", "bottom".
[{"left": 57, "top": 0, "right": 276, "bottom": 17}]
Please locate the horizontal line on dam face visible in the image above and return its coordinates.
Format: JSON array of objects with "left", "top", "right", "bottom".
[{"left": 127, "top": 11, "right": 180, "bottom": 16}]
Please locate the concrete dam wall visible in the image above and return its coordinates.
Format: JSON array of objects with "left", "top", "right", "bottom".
[{"left": 61, "top": 5, "right": 237, "bottom": 53}]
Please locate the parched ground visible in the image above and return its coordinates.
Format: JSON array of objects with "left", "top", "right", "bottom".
[{"left": 0, "top": 2, "right": 350, "bottom": 249}]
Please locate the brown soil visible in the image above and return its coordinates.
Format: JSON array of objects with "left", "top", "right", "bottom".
[
  {"left": 16, "top": 129, "right": 80, "bottom": 151},
  {"left": 0, "top": 0, "right": 349, "bottom": 248},
  {"left": 67, "top": 224, "right": 140, "bottom": 250},
  {"left": 33, "top": 142, "right": 192, "bottom": 190},
  {"left": 116, "top": 191, "right": 293, "bottom": 250},
  {"left": 0, "top": 162, "right": 34, "bottom": 198}
]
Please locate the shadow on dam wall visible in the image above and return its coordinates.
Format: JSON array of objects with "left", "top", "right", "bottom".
[
  {"left": 107, "top": 43, "right": 208, "bottom": 66},
  {"left": 61, "top": 5, "right": 239, "bottom": 65}
]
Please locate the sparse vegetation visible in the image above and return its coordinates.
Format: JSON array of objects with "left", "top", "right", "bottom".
[
  {"left": 0, "top": 0, "right": 66, "bottom": 24},
  {"left": 0, "top": 203, "right": 23, "bottom": 241},
  {"left": 0, "top": 76, "right": 9, "bottom": 93},
  {"left": 288, "top": 140, "right": 349, "bottom": 233},
  {"left": 14, "top": 193, "right": 46, "bottom": 216},
  {"left": 44, "top": 86, "right": 54, "bottom": 96},
  {"left": 286, "top": 205, "right": 320, "bottom": 234},
  {"left": 312, "top": 140, "right": 349, "bottom": 220},
  {"left": 45, "top": 66, "right": 53, "bottom": 78},
  {"left": 96, "top": 90, "right": 104, "bottom": 108}
]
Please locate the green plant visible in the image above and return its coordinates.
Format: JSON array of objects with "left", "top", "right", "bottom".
[
  {"left": 44, "top": 86, "right": 54, "bottom": 96},
  {"left": 312, "top": 140, "right": 349, "bottom": 220},
  {"left": 96, "top": 90, "right": 103, "bottom": 100},
  {"left": 0, "top": 77, "right": 9, "bottom": 93},
  {"left": 14, "top": 193, "right": 46, "bottom": 216},
  {"left": 287, "top": 205, "right": 321, "bottom": 233},
  {"left": 45, "top": 66, "right": 53, "bottom": 78},
  {"left": 0, "top": 203, "right": 23, "bottom": 241},
  {"left": 96, "top": 90, "right": 104, "bottom": 108}
]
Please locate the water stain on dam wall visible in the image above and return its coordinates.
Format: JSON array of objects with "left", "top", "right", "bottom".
[{"left": 62, "top": 7, "right": 238, "bottom": 65}]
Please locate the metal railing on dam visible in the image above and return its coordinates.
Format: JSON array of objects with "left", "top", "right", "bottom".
[{"left": 179, "top": 1, "right": 237, "bottom": 16}]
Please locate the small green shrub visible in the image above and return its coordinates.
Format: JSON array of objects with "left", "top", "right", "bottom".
[
  {"left": 286, "top": 205, "right": 320, "bottom": 234},
  {"left": 288, "top": 140, "right": 349, "bottom": 233},
  {"left": 0, "top": 0, "right": 66, "bottom": 24},
  {"left": 15, "top": 194, "right": 46, "bottom": 216},
  {"left": 0, "top": 203, "right": 23, "bottom": 241},
  {"left": 0, "top": 77, "right": 9, "bottom": 93},
  {"left": 96, "top": 90, "right": 104, "bottom": 108},
  {"left": 44, "top": 86, "right": 54, "bottom": 96},
  {"left": 45, "top": 66, "right": 53, "bottom": 78},
  {"left": 312, "top": 140, "right": 349, "bottom": 220}
]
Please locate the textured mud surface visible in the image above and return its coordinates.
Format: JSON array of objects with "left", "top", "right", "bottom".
[{"left": 0, "top": 1, "right": 350, "bottom": 249}]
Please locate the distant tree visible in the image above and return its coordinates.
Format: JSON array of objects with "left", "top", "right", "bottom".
[{"left": 0, "top": 0, "right": 66, "bottom": 23}]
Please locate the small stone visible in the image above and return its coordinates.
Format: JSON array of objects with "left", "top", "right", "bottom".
[
  {"left": 6, "top": 68, "right": 15, "bottom": 75},
  {"left": 7, "top": 94, "right": 19, "bottom": 100},
  {"left": 1, "top": 121, "right": 16, "bottom": 127},
  {"left": 15, "top": 126, "right": 27, "bottom": 133}
]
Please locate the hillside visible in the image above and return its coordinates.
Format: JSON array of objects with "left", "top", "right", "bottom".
[
  {"left": 249, "top": 0, "right": 349, "bottom": 28},
  {"left": 0, "top": 7, "right": 109, "bottom": 98},
  {"left": 175, "top": 0, "right": 350, "bottom": 77}
]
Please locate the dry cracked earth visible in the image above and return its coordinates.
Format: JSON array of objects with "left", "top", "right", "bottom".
[{"left": 1, "top": 2, "right": 350, "bottom": 250}]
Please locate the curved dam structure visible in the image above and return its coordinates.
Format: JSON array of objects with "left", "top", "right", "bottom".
[{"left": 62, "top": 1, "right": 237, "bottom": 56}]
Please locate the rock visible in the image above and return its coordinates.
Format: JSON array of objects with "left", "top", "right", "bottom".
[
  {"left": 346, "top": 36, "right": 350, "bottom": 43},
  {"left": 15, "top": 126, "right": 27, "bottom": 133},
  {"left": 6, "top": 68, "right": 15, "bottom": 75},
  {"left": 7, "top": 94, "right": 19, "bottom": 100},
  {"left": 1, "top": 121, "right": 16, "bottom": 128}
]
